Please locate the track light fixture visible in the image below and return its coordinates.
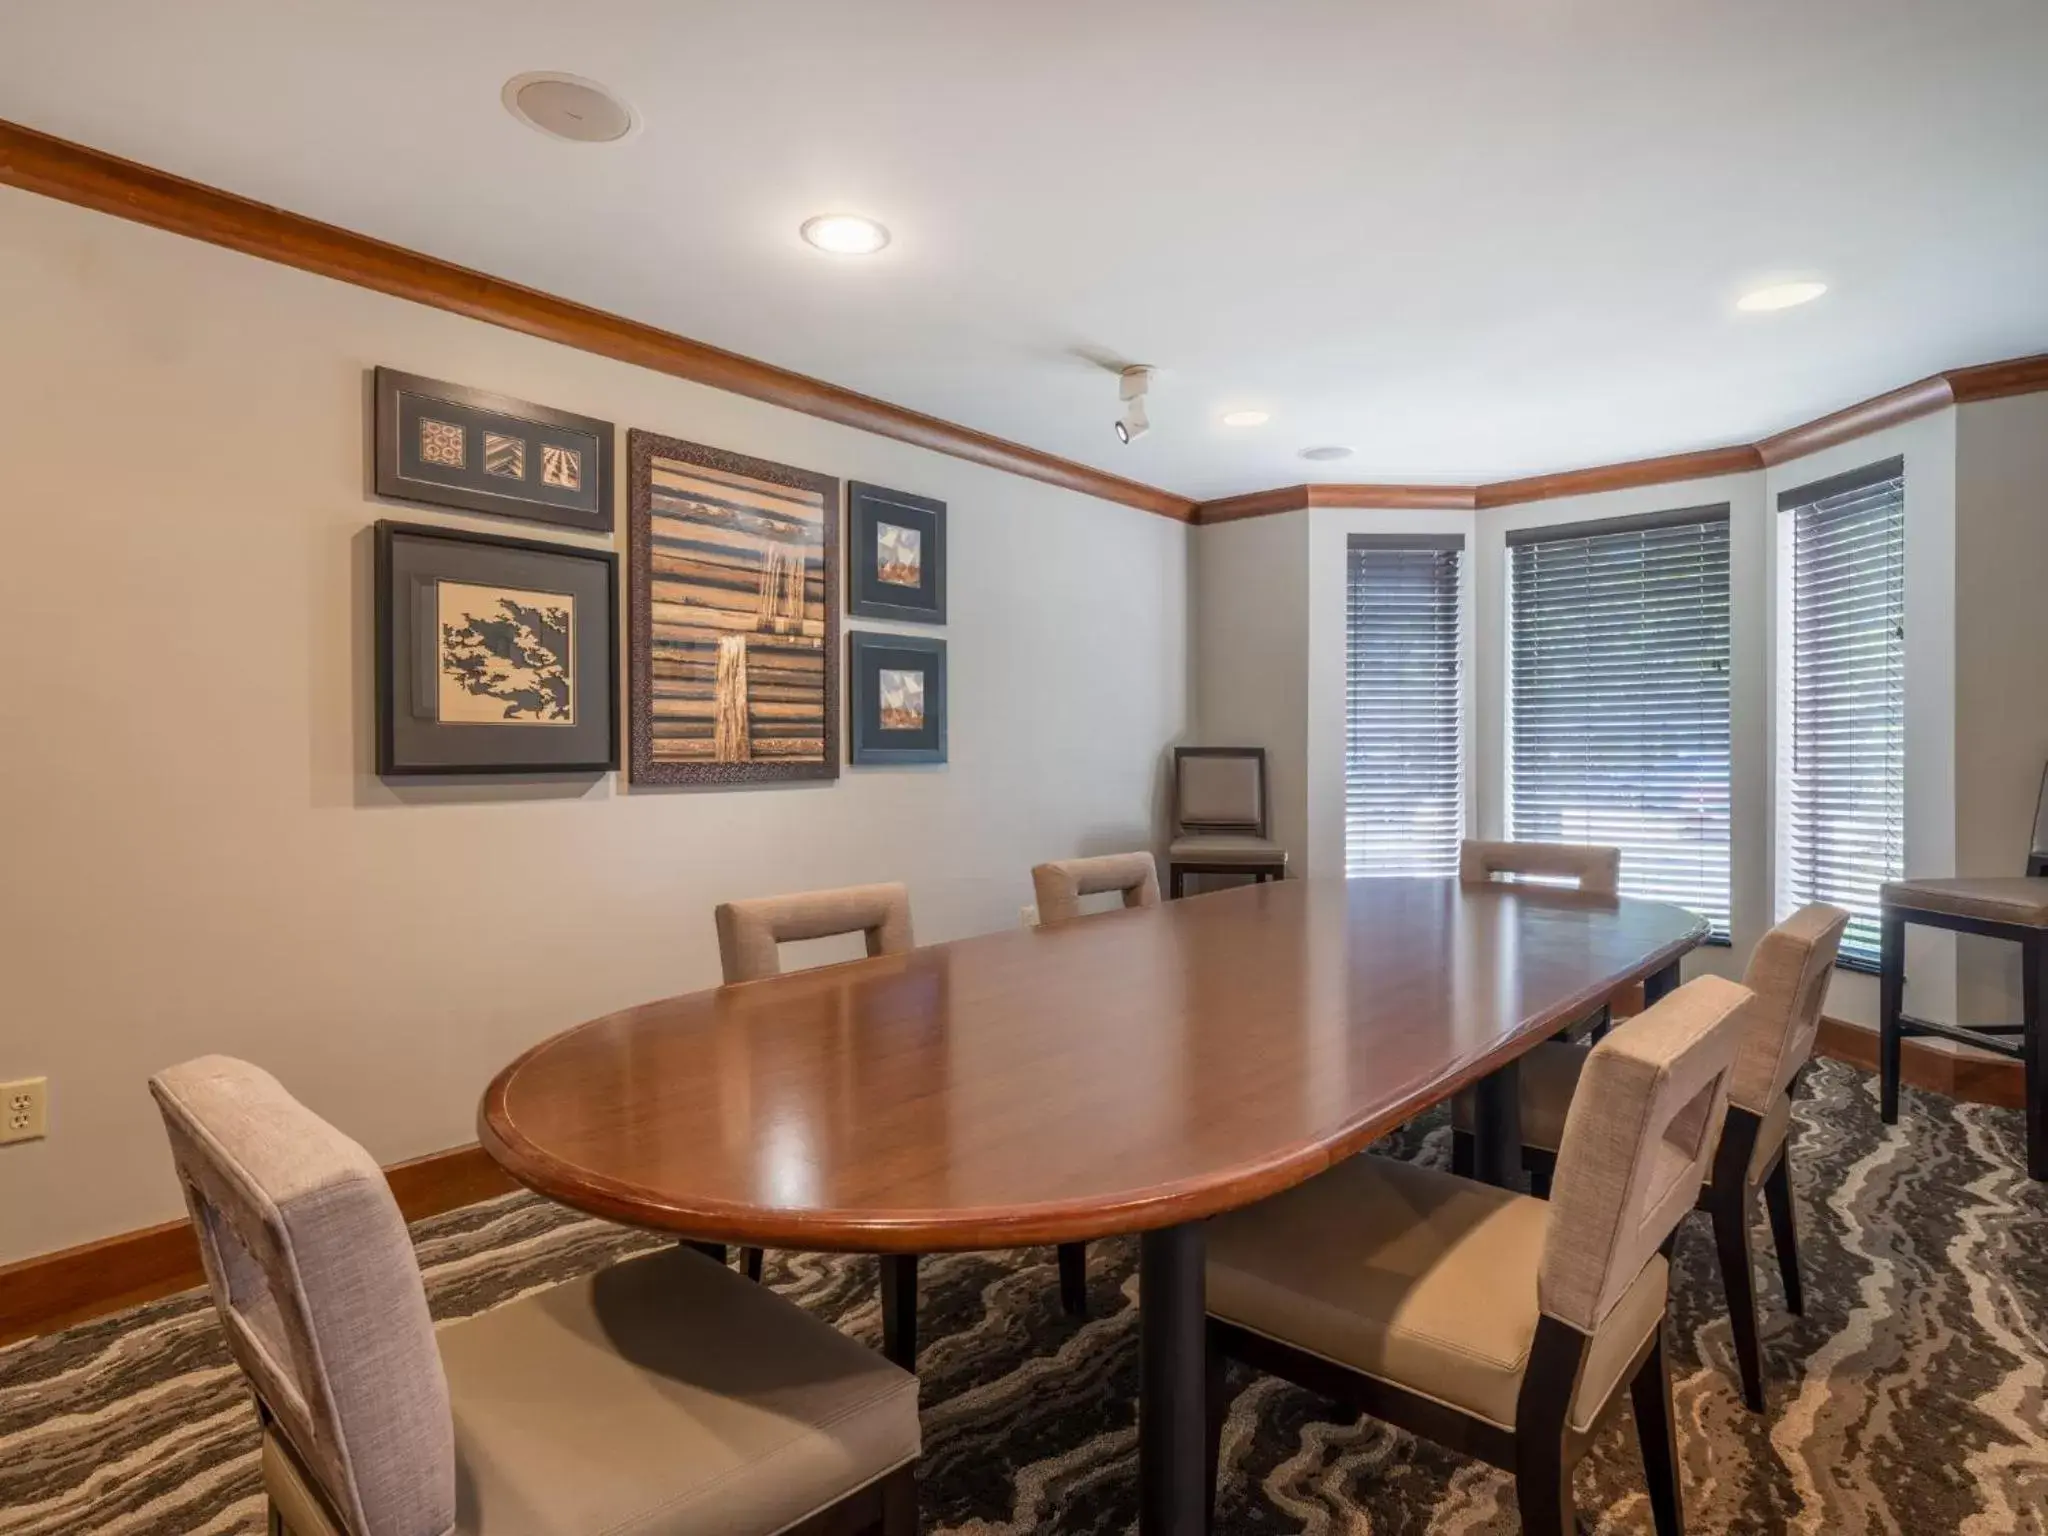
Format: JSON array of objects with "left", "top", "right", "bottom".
[{"left": 1115, "top": 365, "right": 1154, "bottom": 444}]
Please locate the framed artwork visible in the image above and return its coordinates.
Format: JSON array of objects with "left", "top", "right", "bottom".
[
  {"left": 374, "top": 368, "right": 615, "bottom": 533},
  {"left": 374, "top": 521, "right": 619, "bottom": 775},
  {"left": 628, "top": 431, "right": 840, "bottom": 783},
  {"left": 847, "top": 482, "right": 947, "bottom": 624},
  {"left": 849, "top": 631, "right": 947, "bottom": 765}
]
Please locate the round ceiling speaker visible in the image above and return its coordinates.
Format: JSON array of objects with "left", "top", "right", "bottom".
[
  {"left": 502, "top": 73, "right": 638, "bottom": 143},
  {"left": 1299, "top": 445, "right": 1355, "bottom": 462}
]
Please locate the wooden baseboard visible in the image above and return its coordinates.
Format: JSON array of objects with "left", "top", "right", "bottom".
[
  {"left": 1815, "top": 1015, "right": 2024, "bottom": 1110},
  {"left": 0, "top": 1142, "right": 516, "bottom": 1348}
]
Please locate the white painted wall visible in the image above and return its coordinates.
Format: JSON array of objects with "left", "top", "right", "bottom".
[
  {"left": 1952, "top": 393, "right": 2048, "bottom": 1027},
  {"left": 1764, "top": 410, "right": 1958, "bottom": 1027},
  {"left": 1192, "top": 512, "right": 1311, "bottom": 868},
  {"left": 0, "top": 188, "right": 1190, "bottom": 1262}
]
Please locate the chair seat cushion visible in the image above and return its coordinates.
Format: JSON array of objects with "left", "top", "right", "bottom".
[
  {"left": 437, "top": 1246, "right": 919, "bottom": 1536},
  {"left": 1881, "top": 877, "right": 2048, "bottom": 927},
  {"left": 1168, "top": 834, "right": 1288, "bottom": 865},
  {"left": 1206, "top": 1153, "right": 1666, "bottom": 1434},
  {"left": 1454, "top": 1044, "right": 1792, "bottom": 1187}
]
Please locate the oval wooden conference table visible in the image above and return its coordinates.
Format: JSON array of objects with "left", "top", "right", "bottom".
[{"left": 481, "top": 876, "right": 1706, "bottom": 1536}]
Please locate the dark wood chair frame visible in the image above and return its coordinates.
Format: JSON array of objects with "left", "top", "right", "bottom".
[
  {"left": 1166, "top": 745, "right": 1286, "bottom": 899},
  {"left": 1205, "top": 1309, "right": 1682, "bottom": 1536},
  {"left": 258, "top": 1393, "right": 919, "bottom": 1536},
  {"left": 1880, "top": 900, "right": 2048, "bottom": 1182}
]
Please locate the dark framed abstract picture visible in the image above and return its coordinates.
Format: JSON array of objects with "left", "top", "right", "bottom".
[
  {"left": 373, "top": 368, "right": 614, "bottom": 533},
  {"left": 628, "top": 431, "right": 840, "bottom": 784},
  {"left": 849, "top": 631, "right": 947, "bottom": 766},
  {"left": 847, "top": 481, "right": 946, "bottom": 624},
  {"left": 374, "top": 521, "right": 619, "bottom": 775}
]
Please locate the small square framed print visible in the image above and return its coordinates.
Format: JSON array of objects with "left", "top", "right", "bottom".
[
  {"left": 374, "top": 368, "right": 615, "bottom": 533},
  {"left": 848, "top": 631, "right": 947, "bottom": 765},
  {"left": 847, "top": 482, "right": 946, "bottom": 624},
  {"left": 375, "top": 521, "right": 619, "bottom": 775}
]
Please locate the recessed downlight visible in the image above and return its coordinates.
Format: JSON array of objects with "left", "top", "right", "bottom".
[
  {"left": 1221, "top": 410, "right": 1271, "bottom": 427},
  {"left": 1737, "top": 280, "right": 1827, "bottom": 313},
  {"left": 502, "top": 73, "right": 638, "bottom": 143},
  {"left": 1299, "top": 445, "right": 1355, "bottom": 462},
  {"left": 801, "top": 214, "right": 892, "bottom": 255}
]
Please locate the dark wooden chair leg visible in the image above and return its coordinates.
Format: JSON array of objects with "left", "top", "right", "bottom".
[
  {"left": 685, "top": 1240, "right": 727, "bottom": 1265},
  {"left": 1879, "top": 908, "right": 1906, "bottom": 1125},
  {"left": 1450, "top": 1126, "right": 1475, "bottom": 1179},
  {"left": 1169, "top": 864, "right": 1186, "bottom": 899},
  {"left": 2026, "top": 934, "right": 2048, "bottom": 1180},
  {"left": 1512, "top": 1437, "right": 1576, "bottom": 1536},
  {"left": 1761, "top": 1157, "right": 1804, "bottom": 1316},
  {"left": 1513, "top": 1317, "right": 1582, "bottom": 1536},
  {"left": 1205, "top": 1325, "right": 1229, "bottom": 1530},
  {"left": 1057, "top": 1241, "right": 1088, "bottom": 1317},
  {"left": 1709, "top": 1182, "right": 1767, "bottom": 1412},
  {"left": 878, "top": 1462, "right": 917, "bottom": 1536},
  {"left": 1528, "top": 1159, "right": 1553, "bottom": 1202},
  {"left": 1630, "top": 1325, "right": 1683, "bottom": 1536},
  {"left": 742, "top": 1246, "right": 765, "bottom": 1283},
  {"left": 880, "top": 1254, "right": 919, "bottom": 1371}
]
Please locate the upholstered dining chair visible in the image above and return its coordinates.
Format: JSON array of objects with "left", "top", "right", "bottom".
[
  {"left": 1458, "top": 838, "right": 1622, "bottom": 895},
  {"left": 1477, "top": 903, "right": 1849, "bottom": 1412},
  {"left": 150, "top": 1056, "right": 919, "bottom": 1536},
  {"left": 1202, "top": 975, "right": 1751, "bottom": 1536},
  {"left": 1027, "top": 851, "right": 1162, "bottom": 1317},
  {"left": 1167, "top": 746, "right": 1287, "bottom": 897},
  {"left": 713, "top": 882, "right": 926, "bottom": 1361}
]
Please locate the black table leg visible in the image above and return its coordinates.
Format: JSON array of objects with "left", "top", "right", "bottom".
[
  {"left": 2025, "top": 934, "right": 2046, "bottom": 1180},
  {"left": 1880, "top": 910, "right": 1906, "bottom": 1125},
  {"left": 1643, "top": 958, "right": 1682, "bottom": 1007},
  {"left": 880, "top": 1253, "right": 919, "bottom": 1371},
  {"left": 1470, "top": 1058, "right": 1524, "bottom": 1191},
  {"left": 1139, "top": 1223, "right": 1207, "bottom": 1536}
]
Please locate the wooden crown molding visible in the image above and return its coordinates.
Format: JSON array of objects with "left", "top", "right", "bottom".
[
  {"left": 0, "top": 1142, "right": 515, "bottom": 1347},
  {"left": 5, "top": 119, "right": 2044, "bottom": 533},
  {"left": 0, "top": 119, "right": 1197, "bottom": 524}
]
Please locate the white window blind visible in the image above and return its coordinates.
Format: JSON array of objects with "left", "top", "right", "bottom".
[
  {"left": 1508, "top": 508, "right": 1732, "bottom": 937},
  {"left": 1781, "top": 458, "right": 1905, "bottom": 970},
  {"left": 1345, "top": 535, "right": 1465, "bottom": 876}
]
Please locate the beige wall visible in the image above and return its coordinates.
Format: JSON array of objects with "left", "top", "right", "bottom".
[
  {"left": 0, "top": 188, "right": 1190, "bottom": 1262},
  {"left": 1191, "top": 512, "right": 1310, "bottom": 866},
  {"left": 1953, "top": 393, "right": 2048, "bottom": 1026}
]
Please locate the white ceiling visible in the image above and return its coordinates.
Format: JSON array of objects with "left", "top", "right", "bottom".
[{"left": 5, "top": 0, "right": 2045, "bottom": 500}]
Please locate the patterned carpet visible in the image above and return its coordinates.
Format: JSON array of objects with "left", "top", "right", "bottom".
[{"left": 3, "top": 1062, "right": 2045, "bottom": 1534}]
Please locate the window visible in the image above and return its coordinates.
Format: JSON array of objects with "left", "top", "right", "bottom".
[
  {"left": 1508, "top": 508, "right": 1732, "bottom": 937},
  {"left": 1780, "top": 458, "right": 1905, "bottom": 970},
  {"left": 1345, "top": 534, "right": 1465, "bottom": 876}
]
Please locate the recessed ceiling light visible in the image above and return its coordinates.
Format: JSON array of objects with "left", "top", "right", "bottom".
[
  {"left": 502, "top": 73, "right": 638, "bottom": 143},
  {"left": 1221, "top": 410, "right": 1271, "bottom": 427},
  {"left": 801, "top": 214, "right": 891, "bottom": 255},
  {"left": 1300, "top": 445, "right": 1355, "bottom": 462},
  {"left": 1736, "top": 280, "right": 1828, "bottom": 313}
]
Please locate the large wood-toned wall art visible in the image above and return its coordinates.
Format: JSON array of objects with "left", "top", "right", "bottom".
[
  {"left": 628, "top": 431, "right": 840, "bottom": 783},
  {"left": 373, "top": 369, "right": 615, "bottom": 533}
]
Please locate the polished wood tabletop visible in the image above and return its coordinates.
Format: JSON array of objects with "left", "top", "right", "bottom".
[{"left": 480, "top": 877, "right": 1706, "bottom": 1251}]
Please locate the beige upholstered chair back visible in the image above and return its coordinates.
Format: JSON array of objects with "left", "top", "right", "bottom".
[
  {"left": 1538, "top": 976, "right": 1749, "bottom": 1333},
  {"left": 149, "top": 1056, "right": 453, "bottom": 1536},
  {"left": 1174, "top": 749, "right": 1264, "bottom": 833},
  {"left": 1459, "top": 839, "right": 1621, "bottom": 896},
  {"left": 1032, "top": 852, "right": 1161, "bottom": 925},
  {"left": 1728, "top": 903, "right": 1849, "bottom": 1114},
  {"left": 715, "top": 881, "right": 915, "bottom": 983}
]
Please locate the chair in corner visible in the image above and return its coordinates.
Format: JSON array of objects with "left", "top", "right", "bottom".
[
  {"left": 1459, "top": 903, "right": 1849, "bottom": 1412},
  {"left": 150, "top": 1056, "right": 918, "bottom": 1536},
  {"left": 1166, "top": 746, "right": 1287, "bottom": 897},
  {"left": 714, "top": 882, "right": 925, "bottom": 1367},
  {"left": 1027, "top": 850, "right": 1163, "bottom": 1318},
  {"left": 1201, "top": 975, "right": 1752, "bottom": 1536}
]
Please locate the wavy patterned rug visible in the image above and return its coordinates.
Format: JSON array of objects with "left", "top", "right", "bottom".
[{"left": 3, "top": 1062, "right": 2045, "bottom": 1534}]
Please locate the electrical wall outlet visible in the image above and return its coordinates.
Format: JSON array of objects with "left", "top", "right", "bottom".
[{"left": 1, "top": 1078, "right": 47, "bottom": 1144}]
